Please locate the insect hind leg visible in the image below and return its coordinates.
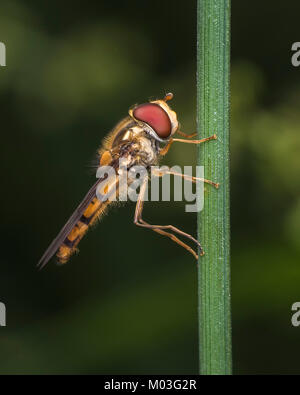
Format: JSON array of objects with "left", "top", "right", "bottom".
[{"left": 133, "top": 178, "right": 203, "bottom": 260}]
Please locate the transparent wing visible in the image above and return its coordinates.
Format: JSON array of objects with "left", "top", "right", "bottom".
[{"left": 38, "top": 164, "right": 120, "bottom": 269}]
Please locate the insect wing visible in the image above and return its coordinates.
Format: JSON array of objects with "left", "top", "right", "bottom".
[{"left": 38, "top": 170, "right": 117, "bottom": 269}]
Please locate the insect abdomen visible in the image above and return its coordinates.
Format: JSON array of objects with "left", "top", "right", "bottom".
[{"left": 56, "top": 197, "right": 110, "bottom": 264}]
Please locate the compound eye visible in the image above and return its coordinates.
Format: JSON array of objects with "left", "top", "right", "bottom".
[{"left": 133, "top": 103, "right": 171, "bottom": 138}]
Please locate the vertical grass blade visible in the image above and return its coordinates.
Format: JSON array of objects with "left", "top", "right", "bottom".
[{"left": 197, "top": 0, "right": 232, "bottom": 375}]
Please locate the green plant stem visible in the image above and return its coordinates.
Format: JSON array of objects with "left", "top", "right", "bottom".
[{"left": 197, "top": 0, "right": 232, "bottom": 375}]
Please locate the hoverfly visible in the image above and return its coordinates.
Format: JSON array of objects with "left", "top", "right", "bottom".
[{"left": 38, "top": 93, "right": 218, "bottom": 269}]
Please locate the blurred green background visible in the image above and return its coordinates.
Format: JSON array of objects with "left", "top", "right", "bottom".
[{"left": 0, "top": 0, "right": 300, "bottom": 374}]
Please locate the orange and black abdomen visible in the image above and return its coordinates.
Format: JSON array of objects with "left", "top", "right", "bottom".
[
  {"left": 56, "top": 197, "right": 110, "bottom": 264},
  {"left": 38, "top": 119, "right": 133, "bottom": 269}
]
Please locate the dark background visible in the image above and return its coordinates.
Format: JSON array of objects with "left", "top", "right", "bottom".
[{"left": 0, "top": 0, "right": 300, "bottom": 374}]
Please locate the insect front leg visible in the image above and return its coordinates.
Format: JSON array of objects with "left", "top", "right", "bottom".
[
  {"left": 172, "top": 134, "right": 217, "bottom": 145},
  {"left": 133, "top": 177, "right": 203, "bottom": 259},
  {"left": 159, "top": 134, "right": 217, "bottom": 157},
  {"left": 159, "top": 139, "right": 174, "bottom": 156},
  {"left": 176, "top": 130, "right": 197, "bottom": 139}
]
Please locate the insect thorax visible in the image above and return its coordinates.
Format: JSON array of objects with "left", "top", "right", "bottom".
[{"left": 114, "top": 124, "right": 160, "bottom": 169}]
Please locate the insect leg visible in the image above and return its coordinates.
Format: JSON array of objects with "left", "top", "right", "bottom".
[
  {"left": 172, "top": 134, "right": 217, "bottom": 145},
  {"left": 159, "top": 139, "right": 174, "bottom": 156},
  {"left": 160, "top": 134, "right": 217, "bottom": 157},
  {"left": 134, "top": 178, "right": 203, "bottom": 259},
  {"left": 140, "top": 222, "right": 199, "bottom": 260},
  {"left": 152, "top": 168, "right": 219, "bottom": 188},
  {"left": 176, "top": 130, "right": 197, "bottom": 138}
]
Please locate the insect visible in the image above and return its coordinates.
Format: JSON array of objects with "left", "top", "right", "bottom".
[{"left": 38, "top": 93, "right": 218, "bottom": 269}]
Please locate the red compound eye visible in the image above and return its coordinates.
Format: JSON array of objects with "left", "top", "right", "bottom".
[{"left": 133, "top": 103, "right": 171, "bottom": 138}]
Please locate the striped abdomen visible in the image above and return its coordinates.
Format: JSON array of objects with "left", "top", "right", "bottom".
[{"left": 56, "top": 197, "right": 111, "bottom": 264}]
